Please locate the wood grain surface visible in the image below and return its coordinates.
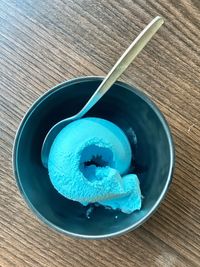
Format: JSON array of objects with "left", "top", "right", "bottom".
[{"left": 0, "top": 0, "right": 200, "bottom": 266}]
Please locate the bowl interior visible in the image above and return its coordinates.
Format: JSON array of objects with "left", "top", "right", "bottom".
[{"left": 14, "top": 77, "right": 173, "bottom": 238}]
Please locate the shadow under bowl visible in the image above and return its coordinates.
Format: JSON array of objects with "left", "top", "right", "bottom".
[{"left": 13, "top": 76, "right": 175, "bottom": 239}]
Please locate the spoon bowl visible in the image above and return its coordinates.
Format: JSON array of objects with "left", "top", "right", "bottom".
[{"left": 41, "top": 16, "right": 164, "bottom": 167}]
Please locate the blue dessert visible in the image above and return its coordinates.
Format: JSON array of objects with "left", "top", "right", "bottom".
[{"left": 48, "top": 117, "right": 142, "bottom": 214}]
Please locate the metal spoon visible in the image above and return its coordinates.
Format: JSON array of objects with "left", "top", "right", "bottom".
[{"left": 41, "top": 16, "right": 164, "bottom": 168}]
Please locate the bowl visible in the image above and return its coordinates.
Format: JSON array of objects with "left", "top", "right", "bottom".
[{"left": 13, "top": 76, "right": 175, "bottom": 239}]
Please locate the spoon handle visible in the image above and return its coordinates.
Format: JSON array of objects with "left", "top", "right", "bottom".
[{"left": 77, "top": 16, "right": 164, "bottom": 117}]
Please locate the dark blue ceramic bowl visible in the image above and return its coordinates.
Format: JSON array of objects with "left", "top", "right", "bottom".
[{"left": 13, "top": 77, "right": 175, "bottom": 239}]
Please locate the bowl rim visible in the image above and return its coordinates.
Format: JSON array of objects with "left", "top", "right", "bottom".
[{"left": 12, "top": 76, "right": 175, "bottom": 239}]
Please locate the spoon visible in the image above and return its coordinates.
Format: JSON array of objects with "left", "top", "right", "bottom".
[{"left": 41, "top": 16, "right": 164, "bottom": 168}]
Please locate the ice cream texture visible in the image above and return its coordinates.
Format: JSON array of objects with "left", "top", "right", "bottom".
[{"left": 48, "top": 117, "right": 142, "bottom": 214}]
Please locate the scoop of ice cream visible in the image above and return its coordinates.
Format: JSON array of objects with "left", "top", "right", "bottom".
[{"left": 48, "top": 117, "right": 142, "bottom": 213}]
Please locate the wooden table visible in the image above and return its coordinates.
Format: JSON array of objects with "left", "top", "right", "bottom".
[{"left": 0, "top": 1, "right": 199, "bottom": 266}]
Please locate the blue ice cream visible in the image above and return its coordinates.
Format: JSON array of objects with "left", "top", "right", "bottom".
[{"left": 48, "top": 117, "right": 142, "bottom": 214}]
